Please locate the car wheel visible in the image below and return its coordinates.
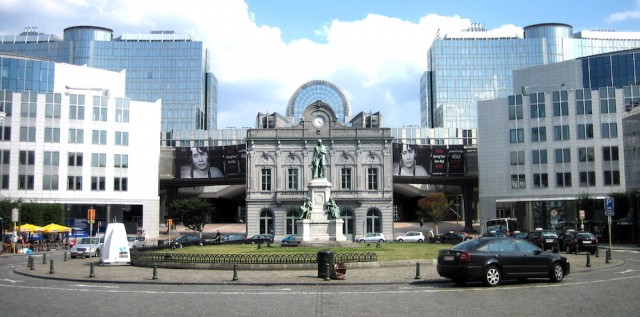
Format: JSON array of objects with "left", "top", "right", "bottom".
[
  {"left": 417, "top": 239, "right": 424, "bottom": 243},
  {"left": 550, "top": 262, "right": 564, "bottom": 282},
  {"left": 398, "top": 239, "right": 403, "bottom": 243},
  {"left": 378, "top": 239, "right": 384, "bottom": 243},
  {"left": 70, "top": 255, "right": 76, "bottom": 259},
  {"left": 483, "top": 265, "right": 501, "bottom": 287},
  {"left": 95, "top": 249, "right": 100, "bottom": 257},
  {"left": 453, "top": 278, "right": 466, "bottom": 286},
  {"left": 565, "top": 245, "right": 571, "bottom": 254}
]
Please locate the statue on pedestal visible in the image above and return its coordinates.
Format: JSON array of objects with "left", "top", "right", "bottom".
[
  {"left": 312, "top": 139, "right": 327, "bottom": 179},
  {"left": 299, "top": 197, "right": 312, "bottom": 220},
  {"left": 326, "top": 198, "right": 341, "bottom": 219}
]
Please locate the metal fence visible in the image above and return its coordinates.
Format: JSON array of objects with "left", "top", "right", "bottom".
[{"left": 131, "top": 251, "right": 377, "bottom": 264}]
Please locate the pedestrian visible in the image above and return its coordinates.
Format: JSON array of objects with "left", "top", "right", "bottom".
[{"left": 428, "top": 228, "right": 435, "bottom": 243}]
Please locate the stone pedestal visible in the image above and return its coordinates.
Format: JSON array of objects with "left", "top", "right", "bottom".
[{"left": 297, "top": 179, "right": 347, "bottom": 242}]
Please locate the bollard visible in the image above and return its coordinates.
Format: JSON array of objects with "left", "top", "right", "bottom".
[
  {"left": 257, "top": 243, "right": 262, "bottom": 249},
  {"left": 152, "top": 263, "right": 158, "bottom": 280},
  {"left": 89, "top": 262, "right": 95, "bottom": 277},
  {"left": 376, "top": 243, "right": 381, "bottom": 248},
  {"left": 324, "top": 263, "right": 330, "bottom": 281},
  {"left": 232, "top": 264, "right": 238, "bottom": 281},
  {"left": 49, "top": 259, "right": 55, "bottom": 274},
  {"left": 586, "top": 253, "right": 591, "bottom": 267},
  {"left": 605, "top": 249, "right": 611, "bottom": 264},
  {"left": 43, "top": 253, "right": 47, "bottom": 264},
  {"left": 575, "top": 244, "right": 579, "bottom": 255},
  {"left": 28, "top": 255, "right": 34, "bottom": 270},
  {"left": 415, "top": 262, "right": 421, "bottom": 279},
  {"left": 595, "top": 247, "right": 599, "bottom": 257},
  {"left": 64, "top": 251, "right": 68, "bottom": 261}
]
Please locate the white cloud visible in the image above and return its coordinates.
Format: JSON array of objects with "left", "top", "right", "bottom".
[
  {"left": 0, "top": 0, "right": 519, "bottom": 128},
  {"left": 608, "top": 0, "right": 640, "bottom": 22}
]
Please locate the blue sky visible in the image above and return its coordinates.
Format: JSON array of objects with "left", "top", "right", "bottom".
[{"left": 1, "top": 0, "right": 639, "bottom": 128}]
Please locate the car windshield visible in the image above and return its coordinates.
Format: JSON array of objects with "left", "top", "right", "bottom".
[
  {"left": 542, "top": 232, "right": 558, "bottom": 238},
  {"left": 78, "top": 238, "right": 101, "bottom": 244},
  {"left": 576, "top": 232, "right": 595, "bottom": 239},
  {"left": 451, "top": 239, "right": 481, "bottom": 250}
]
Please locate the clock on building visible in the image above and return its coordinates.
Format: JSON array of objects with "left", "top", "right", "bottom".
[{"left": 313, "top": 116, "right": 325, "bottom": 127}]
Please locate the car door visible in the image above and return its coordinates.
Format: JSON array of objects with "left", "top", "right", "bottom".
[
  {"left": 513, "top": 239, "right": 549, "bottom": 275},
  {"left": 485, "top": 239, "right": 522, "bottom": 277}
]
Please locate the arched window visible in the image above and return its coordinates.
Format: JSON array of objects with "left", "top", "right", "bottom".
[
  {"left": 259, "top": 208, "right": 274, "bottom": 235},
  {"left": 366, "top": 208, "right": 382, "bottom": 233},
  {"left": 341, "top": 207, "right": 355, "bottom": 240},
  {"left": 286, "top": 208, "right": 300, "bottom": 235}
]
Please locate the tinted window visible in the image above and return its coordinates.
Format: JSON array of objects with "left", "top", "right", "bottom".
[
  {"left": 514, "top": 239, "right": 539, "bottom": 252},
  {"left": 452, "top": 239, "right": 481, "bottom": 250}
]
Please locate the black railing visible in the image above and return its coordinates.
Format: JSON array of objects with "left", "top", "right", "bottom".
[{"left": 131, "top": 251, "right": 377, "bottom": 264}]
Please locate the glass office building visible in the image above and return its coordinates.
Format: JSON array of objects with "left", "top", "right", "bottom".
[
  {"left": 0, "top": 26, "right": 217, "bottom": 145},
  {"left": 286, "top": 80, "right": 350, "bottom": 123},
  {"left": 423, "top": 22, "right": 640, "bottom": 136}
]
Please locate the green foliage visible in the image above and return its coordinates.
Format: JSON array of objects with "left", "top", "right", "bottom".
[
  {"left": 0, "top": 199, "right": 65, "bottom": 226},
  {"left": 416, "top": 192, "right": 451, "bottom": 224},
  {"left": 170, "top": 198, "right": 214, "bottom": 233}
]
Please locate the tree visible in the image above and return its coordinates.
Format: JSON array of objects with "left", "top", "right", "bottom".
[
  {"left": 417, "top": 192, "right": 451, "bottom": 234},
  {"left": 170, "top": 198, "right": 214, "bottom": 235}
]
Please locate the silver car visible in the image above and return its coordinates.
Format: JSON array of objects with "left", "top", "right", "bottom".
[
  {"left": 357, "top": 233, "right": 386, "bottom": 243},
  {"left": 394, "top": 231, "right": 426, "bottom": 242},
  {"left": 70, "top": 237, "right": 103, "bottom": 258}
]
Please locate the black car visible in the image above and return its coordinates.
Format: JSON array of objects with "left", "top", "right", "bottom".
[
  {"left": 245, "top": 234, "right": 274, "bottom": 244},
  {"left": 438, "top": 231, "right": 472, "bottom": 244},
  {"left": 558, "top": 231, "right": 599, "bottom": 254},
  {"left": 437, "top": 237, "right": 570, "bottom": 287},
  {"left": 526, "top": 230, "right": 559, "bottom": 252},
  {"left": 220, "top": 234, "right": 248, "bottom": 244},
  {"left": 169, "top": 235, "right": 203, "bottom": 248}
]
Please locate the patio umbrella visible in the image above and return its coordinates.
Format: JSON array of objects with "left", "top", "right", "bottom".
[
  {"left": 15, "top": 223, "right": 44, "bottom": 233},
  {"left": 42, "top": 223, "right": 72, "bottom": 233}
]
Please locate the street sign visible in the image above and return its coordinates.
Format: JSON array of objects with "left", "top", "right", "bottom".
[
  {"left": 605, "top": 209, "right": 615, "bottom": 217},
  {"left": 579, "top": 210, "right": 585, "bottom": 220},
  {"left": 550, "top": 209, "right": 558, "bottom": 225},
  {"left": 605, "top": 197, "right": 614, "bottom": 211}
]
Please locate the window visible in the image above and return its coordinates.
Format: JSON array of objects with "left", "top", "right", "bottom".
[
  {"left": 556, "top": 172, "right": 572, "bottom": 187},
  {"left": 20, "top": 91, "right": 37, "bottom": 118},
  {"left": 623, "top": 85, "right": 640, "bottom": 111},
  {"left": 0, "top": 90, "right": 13, "bottom": 117},
  {"left": 261, "top": 168, "right": 272, "bottom": 191},
  {"left": 18, "top": 174, "right": 34, "bottom": 189},
  {"left": 287, "top": 168, "right": 298, "bottom": 190},
  {"left": 19, "top": 127, "right": 36, "bottom": 142},
  {"left": 533, "top": 173, "right": 548, "bottom": 188},
  {"left": 68, "top": 152, "right": 83, "bottom": 166},
  {"left": 510, "top": 151, "right": 525, "bottom": 166},
  {"left": 43, "top": 151, "right": 59, "bottom": 166},
  {"left": 115, "top": 131, "right": 129, "bottom": 146},
  {"left": 577, "top": 147, "right": 594, "bottom": 162},
  {"left": 286, "top": 209, "right": 299, "bottom": 235},
  {"left": 42, "top": 174, "right": 59, "bottom": 190},
  {"left": 92, "top": 130, "right": 107, "bottom": 145},
  {"left": 44, "top": 127, "right": 61, "bottom": 143},
  {"left": 69, "top": 94, "right": 85, "bottom": 120},
  {"left": 115, "top": 98, "right": 130, "bottom": 123},
  {"left": 603, "top": 171, "right": 620, "bottom": 186},
  {"left": 91, "top": 176, "right": 106, "bottom": 191},
  {"left": 599, "top": 87, "right": 617, "bottom": 114},
  {"left": 67, "top": 176, "right": 82, "bottom": 190},
  {"left": 509, "top": 128, "right": 524, "bottom": 143},
  {"left": 341, "top": 168, "right": 352, "bottom": 190},
  {"left": 555, "top": 148, "right": 571, "bottom": 163},
  {"left": 553, "top": 125, "right": 570, "bottom": 141},
  {"left": 92, "top": 95, "right": 108, "bottom": 121},
  {"left": 531, "top": 127, "right": 546, "bottom": 142},
  {"left": 577, "top": 124, "right": 593, "bottom": 140},
  {"left": 114, "top": 154, "right": 128, "bottom": 168},
  {"left": 579, "top": 172, "right": 596, "bottom": 187},
  {"left": 532, "top": 150, "right": 548, "bottom": 164},
  {"left": 552, "top": 91, "right": 569, "bottom": 116},
  {"left": 511, "top": 174, "right": 526, "bottom": 189},
  {"left": 91, "top": 153, "right": 107, "bottom": 167},
  {"left": 68, "top": 128, "right": 84, "bottom": 143},
  {"left": 0, "top": 126, "right": 10, "bottom": 141},
  {"left": 367, "top": 167, "right": 378, "bottom": 190},
  {"left": 602, "top": 146, "right": 619, "bottom": 161},
  {"left": 0, "top": 150, "right": 9, "bottom": 189},
  {"left": 530, "top": 92, "right": 545, "bottom": 118},
  {"left": 601, "top": 122, "right": 618, "bottom": 138},
  {"left": 576, "top": 89, "right": 592, "bottom": 115},
  {"left": 508, "top": 95, "right": 523, "bottom": 120},
  {"left": 19, "top": 150, "right": 35, "bottom": 165},
  {"left": 114, "top": 177, "right": 128, "bottom": 191},
  {"left": 45, "top": 93, "right": 62, "bottom": 119}
]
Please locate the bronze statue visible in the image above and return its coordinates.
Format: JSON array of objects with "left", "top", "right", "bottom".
[
  {"left": 326, "top": 198, "right": 341, "bottom": 219},
  {"left": 312, "top": 139, "right": 327, "bottom": 179},
  {"left": 299, "top": 197, "right": 312, "bottom": 220}
]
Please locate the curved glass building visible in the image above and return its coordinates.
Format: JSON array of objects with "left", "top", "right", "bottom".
[{"left": 286, "top": 80, "right": 349, "bottom": 123}]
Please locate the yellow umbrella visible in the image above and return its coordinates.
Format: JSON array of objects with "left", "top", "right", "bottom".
[
  {"left": 15, "top": 223, "right": 44, "bottom": 233},
  {"left": 42, "top": 223, "right": 72, "bottom": 233}
]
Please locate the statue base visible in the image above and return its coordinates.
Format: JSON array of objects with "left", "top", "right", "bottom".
[{"left": 296, "top": 178, "right": 347, "bottom": 242}]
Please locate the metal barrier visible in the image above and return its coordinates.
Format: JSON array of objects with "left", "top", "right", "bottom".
[{"left": 131, "top": 251, "right": 377, "bottom": 265}]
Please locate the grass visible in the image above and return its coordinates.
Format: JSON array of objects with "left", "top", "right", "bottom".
[{"left": 155, "top": 242, "right": 449, "bottom": 261}]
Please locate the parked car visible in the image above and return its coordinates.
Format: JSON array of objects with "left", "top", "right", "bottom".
[
  {"left": 70, "top": 237, "right": 103, "bottom": 258},
  {"left": 127, "top": 236, "right": 145, "bottom": 249},
  {"left": 208, "top": 233, "right": 247, "bottom": 245},
  {"left": 281, "top": 234, "right": 299, "bottom": 245},
  {"left": 357, "top": 233, "right": 386, "bottom": 243},
  {"left": 558, "top": 230, "right": 599, "bottom": 254},
  {"left": 245, "top": 234, "right": 274, "bottom": 244},
  {"left": 510, "top": 231, "right": 528, "bottom": 239},
  {"left": 394, "top": 231, "right": 425, "bottom": 243},
  {"left": 482, "top": 230, "right": 508, "bottom": 237},
  {"left": 438, "top": 231, "right": 472, "bottom": 244},
  {"left": 437, "top": 237, "right": 570, "bottom": 287},
  {"left": 169, "top": 235, "right": 203, "bottom": 248},
  {"left": 526, "top": 229, "right": 559, "bottom": 252}
]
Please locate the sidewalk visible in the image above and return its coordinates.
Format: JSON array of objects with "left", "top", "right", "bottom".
[{"left": 9, "top": 247, "right": 629, "bottom": 286}]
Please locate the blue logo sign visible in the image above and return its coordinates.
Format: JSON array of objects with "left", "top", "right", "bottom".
[{"left": 605, "top": 197, "right": 614, "bottom": 211}]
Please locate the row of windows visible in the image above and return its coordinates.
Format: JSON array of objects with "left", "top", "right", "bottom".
[
  {"left": 8, "top": 174, "right": 128, "bottom": 192},
  {"left": 508, "top": 88, "right": 618, "bottom": 120},
  {"left": 512, "top": 170, "right": 620, "bottom": 189},
  {"left": 510, "top": 122, "right": 617, "bottom": 143},
  {"left": 260, "top": 167, "right": 380, "bottom": 191},
  {"left": 10, "top": 126, "right": 130, "bottom": 146},
  {"left": 510, "top": 146, "right": 618, "bottom": 165},
  {"left": 6, "top": 150, "right": 129, "bottom": 168}
]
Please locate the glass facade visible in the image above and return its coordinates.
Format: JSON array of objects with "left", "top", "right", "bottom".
[
  {"left": 0, "top": 26, "right": 216, "bottom": 144},
  {"left": 424, "top": 22, "right": 640, "bottom": 136},
  {"left": 286, "top": 80, "right": 349, "bottom": 123}
]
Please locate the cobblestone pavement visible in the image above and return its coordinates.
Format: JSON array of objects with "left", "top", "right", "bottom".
[{"left": 8, "top": 248, "right": 628, "bottom": 286}]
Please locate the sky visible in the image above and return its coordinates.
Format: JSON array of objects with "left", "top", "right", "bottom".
[{"left": 1, "top": 0, "right": 640, "bottom": 128}]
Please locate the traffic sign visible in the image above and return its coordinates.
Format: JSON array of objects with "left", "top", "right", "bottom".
[
  {"left": 605, "top": 209, "right": 615, "bottom": 217},
  {"left": 605, "top": 197, "right": 614, "bottom": 211}
]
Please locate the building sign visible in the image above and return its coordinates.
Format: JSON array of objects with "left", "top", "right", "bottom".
[
  {"left": 175, "top": 144, "right": 246, "bottom": 179},
  {"left": 392, "top": 143, "right": 466, "bottom": 177},
  {"left": 431, "top": 147, "right": 447, "bottom": 176},
  {"left": 447, "top": 146, "right": 465, "bottom": 176}
]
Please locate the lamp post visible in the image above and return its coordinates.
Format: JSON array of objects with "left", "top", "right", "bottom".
[{"left": 0, "top": 216, "right": 4, "bottom": 254}]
